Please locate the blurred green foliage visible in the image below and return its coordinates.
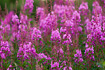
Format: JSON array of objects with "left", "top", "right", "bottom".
[
  {"left": 86, "top": 0, "right": 95, "bottom": 11},
  {"left": 0, "top": 0, "right": 15, "bottom": 10},
  {"left": 0, "top": 0, "right": 39, "bottom": 15},
  {"left": 0, "top": 0, "right": 95, "bottom": 12}
]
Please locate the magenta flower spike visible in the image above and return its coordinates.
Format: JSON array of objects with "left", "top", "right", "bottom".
[
  {"left": 51, "top": 29, "right": 61, "bottom": 43},
  {"left": 74, "top": 49, "right": 83, "bottom": 63},
  {"left": 24, "top": 0, "right": 34, "bottom": 13}
]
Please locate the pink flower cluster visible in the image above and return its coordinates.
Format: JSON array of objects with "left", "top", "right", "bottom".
[
  {"left": 0, "top": 0, "right": 105, "bottom": 69},
  {"left": 0, "top": 41, "right": 11, "bottom": 59},
  {"left": 84, "top": 44, "right": 94, "bottom": 60},
  {"left": 17, "top": 42, "right": 37, "bottom": 60},
  {"left": 74, "top": 49, "right": 83, "bottom": 63},
  {"left": 24, "top": 0, "right": 34, "bottom": 13}
]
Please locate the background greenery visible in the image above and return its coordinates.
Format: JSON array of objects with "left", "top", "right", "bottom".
[
  {"left": 0, "top": 0, "right": 94, "bottom": 13},
  {"left": 0, "top": 0, "right": 39, "bottom": 15}
]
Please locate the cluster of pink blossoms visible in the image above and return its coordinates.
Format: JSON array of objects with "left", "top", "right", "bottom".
[
  {"left": 0, "top": 41, "right": 11, "bottom": 59},
  {"left": 0, "top": 0, "right": 105, "bottom": 70},
  {"left": 24, "top": 0, "right": 34, "bottom": 13}
]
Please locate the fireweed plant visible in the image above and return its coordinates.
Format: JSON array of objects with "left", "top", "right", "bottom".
[{"left": 0, "top": 0, "right": 105, "bottom": 70}]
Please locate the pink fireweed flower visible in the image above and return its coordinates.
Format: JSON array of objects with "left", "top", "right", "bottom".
[
  {"left": 51, "top": 29, "right": 61, "bottom": 42},
  {"left": 87, "top": 34, "right": 92, "bottom": 41},
  {"left": 38, "top": 53, "right": 51, "bottom": 60},
  {"left": 103, "top": 16, "right": 105, "bottom": 31},
  {"left": 92, "top": 1, "right": 102, "bottom": 15},
  {"left": 36, "top": 7, "right": 45, "bottom": 19},
  {"left": 1, "top": 11, "right": 14, "bottom": 25},
  {"left": 78, "top": 26, "right": 82, "bottom": 32},
  {"left": 60, "top": 27, "right": 66, "bottom": 33},
  {"left": 17, "top": 42, "right": 37, "bottom": 60},
  {"left": 74, "top": 49, "right": 83, "bottom": 63},
  {"left": 37, "top": 7, "right": 44, "bottom": 16},
  {"left": 51, "top": 61, "right": 59, "bottom": 68},
  {"left": 31, "top": 27, "right": 41, "bottom": 40},
  {"left": 79, "top": 2, "right": 88, "bottom": 16},
  {"left": 92, "top": 1, "right": 99, "bottom": 6},
  {"left": 79, "top": 2, "right": 88, "bottom": 10},
  {"left": 7, "top": 65, "right": 15, "bottom": 70},
  {"left": 69, "top": 67, "right": 72, "bottom": 70},
  {"left": 62, "top": 34, "right": 72, "bottom": 44},
  {"left": 90, "top": 14, "right": 102, "bottom": 36},
  {"left": 0, "top": 24, "right": 10, "bottom": 35},
  {"left": 24, "top": 0, "right": 34, "bottom": 13},
  {"left": 10, "top": 32, "right": 20, "bottom": 41},
  {"left": 100, "top": 32, "right": 105, "bottom": 40},
  {"left": 72, "top": 11, "right": 81, "bottom": 23},
  {"left": 100, "top": 36, "right": 105, "bottom": 40},
  {"left": 64, "top": 20, "right": 74, "bottom": 27},
  {"left": 39, "top": 12, "right": 57, "bottom": 33},
  {"left": 85, "top": 18, "right": 91, "bottom": 31},
  {"left": 1, "top": 53, "right": 6, "bottom": 59},
  {"left": 17, "top": 47, "right": 23, "bottom": 58},
  {"left": 63, "top": 67, "right": 67, "bottom": 70},
  {"left": 20, "top": 13, "right": 28, "bottom": 24},
  {"left": 12, "top": 15, "right": 19, "bottom": 24},
  {"left": 54, "top": 4, "right": 74, "bottom": 21},
  {"left": 85, "top": 47, "right": 94, "bottom": 54},
  {"left": 59, "top": 48, "right": 64, "bottom": 54},
  {"left": 84, "top": 46, "right": 95, "bottom": 60},
  {"left": 1, "top": 41, "right": 9, "bottom": 47},
  {"left": 18, "top": 24, "right": 28, "bottom": 42},
  {"left": 19, "top": 24, "right": 27, "bottom": 32},
  {"left": 85, "top": 43, "right": 88, "bottom": 48},
  {"left": 38, "top": 53, "right": 47, "bottom": 59},
  {"left": 0, "top": 41, "right": 11, "bottom": 59}
]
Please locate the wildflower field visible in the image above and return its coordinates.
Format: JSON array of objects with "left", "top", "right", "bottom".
[{"left": 0, "top": 0, "right": 105, "bottom": 70}]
